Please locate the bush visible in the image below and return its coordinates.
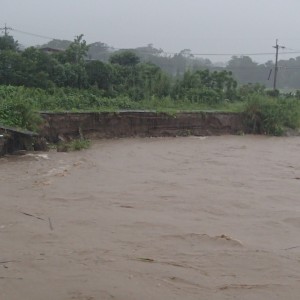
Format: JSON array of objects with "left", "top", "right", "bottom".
[
  {"left": 57, "top": 139, "right": 91, "bottom": 152},
  {"left": 0, "top": 93, "right": 42, "bottom": 131},
  {"left": 244, "top": 94, "right": 300, "bottom": 135}
]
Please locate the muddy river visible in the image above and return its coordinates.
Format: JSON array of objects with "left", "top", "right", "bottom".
[{"left": 1, "top": 136, "right": 300, "bottom": 300}]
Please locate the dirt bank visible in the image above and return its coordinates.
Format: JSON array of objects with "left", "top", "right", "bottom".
[
  {"left": 40, "top": 111, "right": 244, "bottom": 141},
  {"left": 0, "top": 136, "right": 300, "bottom": 300}
]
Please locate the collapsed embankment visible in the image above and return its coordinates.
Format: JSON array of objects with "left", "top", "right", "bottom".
[
  {"left": 40, "top": 111, "right": 245, "bottom": 141},
  {"left": 0, "top": 125, "right": 39, "bottom": 155},
  {"left": 0, "top": 111, "right": 245, "bottom": 155}
]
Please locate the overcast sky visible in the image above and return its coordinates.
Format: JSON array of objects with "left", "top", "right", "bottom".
[{"left": 1, "top": 0, "right": 300, "bottom": 62}]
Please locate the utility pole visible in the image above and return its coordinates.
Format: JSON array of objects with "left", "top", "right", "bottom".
[
  {"left": 0, "top": 23, "right": 12, "bottom": 36},
  {"left": 273, "top": 39, "right": 285, "bottom": 91}
]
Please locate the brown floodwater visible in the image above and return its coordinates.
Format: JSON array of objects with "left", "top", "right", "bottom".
[{"left": 0, "top": 135, "right": 300, "bottom": 300}]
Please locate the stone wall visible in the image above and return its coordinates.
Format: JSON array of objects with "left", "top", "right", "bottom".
[{"left": 40, "top": 111, "right": 245, "bottom": 141}]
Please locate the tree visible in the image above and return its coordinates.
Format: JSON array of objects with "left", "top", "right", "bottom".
[
  {"left": 19, "top": 47, "right": 58, "bottom": 88},
  {"left": 62, "top": 35, "right": 89, "bottom": 88},
  {"left": 87, "top": 42, "right": 112, "bottom": 61},
  {"left": 0, "top": 50, "right": 22, "bottom": 85},
  {"left": 227, "top": 56, "right": 271, "bottom": 87},
  {"left": 109, "top": 51, "right": 140, "bottom": 67},
  {"left": 85, "top": 60, "right": 114, "bottom": 92},
  {"left": 39, "top": 39, "right": 71, "bottom": 50},
  {"left": 171, "top": 69, "right": 238, "bottom": 103},
  {"left": 0, "top": 35, "right": 19, "bottom": 51},
  {"left": 64, "top": 34, "right": 89, "bottom": 64}
]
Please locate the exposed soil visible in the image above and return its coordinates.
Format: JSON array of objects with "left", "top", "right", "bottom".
[
  {"left": 1, "top": 136, "right": 300, "bottom": 300},
  {"left": 40, "top": 111, "right": 244, "bottom": 141}
]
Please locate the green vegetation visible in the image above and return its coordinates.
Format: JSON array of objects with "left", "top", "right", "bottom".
[
  {"left": 0, "top": 34, "right": 239, "bottom": 102},
  {"left": 39, "top": 38, "right": 300, "bottom": 90},
  {"left": 1, "top": 85, "right": 299, "bottom": 136},
  {"left": 0, "top": 87, "right": 42, "bottom": 131},
  {"left": 0, "top": 84, "right": 242, "bottom": 113},
  {"left": 244, "top": 95, "right": 300, "bottom": 135},
  {"left": 1, "top": 34, "right": 300, "bottom": 135},
  {"left": 57, "top": 139, "right": 91, "bottom": 152}
]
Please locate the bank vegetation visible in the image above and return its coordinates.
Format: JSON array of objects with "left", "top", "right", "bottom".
[{"left": 1, "top": 34, "right": 300, "bottom": 135}]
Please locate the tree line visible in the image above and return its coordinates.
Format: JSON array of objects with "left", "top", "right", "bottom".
[
  {"left": 40, "top": 38, "right": 300, "bottom": 90},
  {"left": 2, "top": 33, "right": 300, "bottom": 100},
  {"left": 0, "top": 34, "right": 240, "bottom": 104}
]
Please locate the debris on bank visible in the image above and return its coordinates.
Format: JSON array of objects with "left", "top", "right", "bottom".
[{"left": 0, "top": 125, "right": 46, "bottom": 156}]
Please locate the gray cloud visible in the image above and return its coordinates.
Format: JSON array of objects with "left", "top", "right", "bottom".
[{"left": 1, "top": 0, "right": 300, "bottom": 62}]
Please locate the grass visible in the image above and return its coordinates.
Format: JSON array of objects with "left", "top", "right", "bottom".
[
  {"left": 57, "top": 139, "right": 91, "bottom": 152},
  {"left": 1, "top": 85, "right": 300, "bottom": 136},
  {"left": 243, "top": 95, "right": 300, "bottom": 135},
  {"left": 0, "top": 85, "right": 245, "bottom": 114}
]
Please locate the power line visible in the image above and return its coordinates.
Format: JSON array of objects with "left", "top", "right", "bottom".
[
  {"left": 183, "top": 52, "right": 294, "bottom": 57},
  {"left": 4, "top": 24, "right": 300, "bottom": 58},
  {"left": 109, "top": 48, "right": 300, "bottom": 57},
  {"left": 11, "top": 28, "right": 57, "bottom": 40},
  {"left": 272, "top": 65, "right": 300, "bottom": 69}
]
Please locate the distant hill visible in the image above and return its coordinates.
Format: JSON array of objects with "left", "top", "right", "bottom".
[
  {"left": 39, "top": 39, "right": 214, "bottom": 76},
  {"left": 39, "top": 39, "right": 72, "bottom": 50},
  {"left": 87, "top": 42, "right": 114, "bottom": 62}
]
